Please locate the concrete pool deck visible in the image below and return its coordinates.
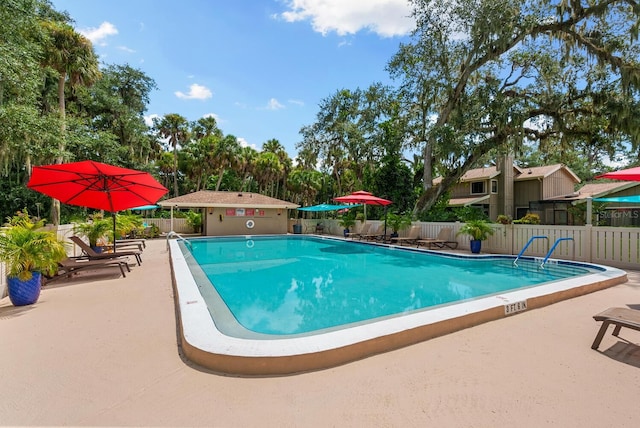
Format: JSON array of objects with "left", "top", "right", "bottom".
[{"left": 1, "top": 238, "right": 639, "bottom": 426}]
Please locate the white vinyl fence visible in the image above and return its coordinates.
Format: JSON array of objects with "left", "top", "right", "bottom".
[
  {"left": 291, "top": 219, "right": 640, "bottom": 270},
  {"left": 3, "top": 220, "right": 639, "bottom": 299}
]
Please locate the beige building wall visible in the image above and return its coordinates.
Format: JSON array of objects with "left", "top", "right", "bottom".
[
  {"left": 204, "top": 207, "right": 289, "bottom": 236},
  {"left": 545, "top": 171, "right": 577, "bottom": 199},
  {"left": 514, "top": 180, "right": 541, "bottom": 207}
]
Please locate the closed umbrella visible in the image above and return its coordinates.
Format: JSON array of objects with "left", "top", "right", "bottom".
[{"left": 27, "top": 160, "right": 168, "bottom": 250}]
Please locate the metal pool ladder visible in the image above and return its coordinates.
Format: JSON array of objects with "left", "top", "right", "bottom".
[
  {"left": 540, "top": 237, "right": 574, "bottom": 268},
  {"left": 166, "top": 231, "right": 193, "bottom": 251},
  {"left": 513, "top": 236, "right": 549, "bottom": 267}
]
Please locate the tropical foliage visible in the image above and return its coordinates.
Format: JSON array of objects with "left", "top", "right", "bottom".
[
  {"left": 1, "top": 0, "right": 639, "bottom": 227},
  {"left": 74, "top": 218, "right": 113, "bottom": 247},
  {"left": 0, "top": 212, "right": 67, "bottom": 280},
  {"left": 386, "top": 213, "right": 413, "bottom": 233},
  {"left": 457, "top": 220, "right": 496, "bottom": 241}
]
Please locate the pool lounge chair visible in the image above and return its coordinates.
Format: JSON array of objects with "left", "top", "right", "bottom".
[
  {"left": 345, "top": 223, "right": 371, "bottom": 240},
  {"left": 591, "top": 307, "right": 640, "bottom": 350},
  {"left": 416, "top": 227, "right": 458, "bottom": 249},
  {"left": 70, "top": 236, "right": 143, "bottom": 266},
  {"left": 101, "top": 240, "right": 145, "bottom": 252},
  {"left": 46, "top": 257, "right": 130, "bottom": 283},
  {"left": 116, "top": 238, "right": 146, "bottom": 248},
  {"left": 390, "top": 225, "right": 421, "bottom": 246},
  {"left": 361, "top": 224, "right": 387, "bottom": 241}
]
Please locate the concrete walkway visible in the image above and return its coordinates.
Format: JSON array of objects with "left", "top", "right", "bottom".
[{"left": 1, "top": 239, "right": 639, "bottom": 427}]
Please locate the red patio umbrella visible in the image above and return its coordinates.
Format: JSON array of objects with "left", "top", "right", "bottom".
[
  {"left": 334, "top": 190, "right": 393, "bottom": 236},
  {"left": 595, "top": 166, "right": 640, "bottom": 181},
  {"left": 27, "top": 160, "right": 168, "bottom": 250}
]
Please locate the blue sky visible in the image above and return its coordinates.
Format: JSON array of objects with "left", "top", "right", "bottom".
[{"left": 51, "top": 0, "right": 414, "bottom": 158}]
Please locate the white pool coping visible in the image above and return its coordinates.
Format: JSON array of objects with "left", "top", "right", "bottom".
[{"left": 168, "top": 238, "right": 628, "bottom": 375}]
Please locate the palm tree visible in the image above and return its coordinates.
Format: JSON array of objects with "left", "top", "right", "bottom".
[
  {"left": 255, "top": 151, "right": 283, "bottom": 196},
  {"left": 154, "top": 113, "right": 189, "bottom": 197},
  {"left": 192, "top": 116, "right": 222, "bottom": 139},
  {"left": 238, "top": 146, "right": 258, "bottom": 191},
  {"left": 40, "top": 20, "right": 100, "bottom": 224},
  {"left": 212, "top": 135, "right": 241, "bottom": 191}
]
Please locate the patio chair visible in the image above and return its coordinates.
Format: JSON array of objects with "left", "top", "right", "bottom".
[
  {"left": 345, "top": 223, "right": 371, "bottom": 240},
  {"left": 390, "top": 225, "right": 422, "bottom": 246},
  {"left": 102, "top": 240, "right": 145, "bottom": 252},
  {"left": 362, "top": 224, "right": 387, "bottom": 241},
  {"left": 591, "top": 307, "right": 640, "bottom": 350},
  {"left": 116, "top": 237, "right": 146, "bottom": 248},
  {"left": 70, "top": 236, "right": 143, "bottom": 266},
  {"left": 416, "top": 227, "right": 458, "bottom": 249},
  {"left": 45, "top": 257, "right": 130, "bottom": 283}
]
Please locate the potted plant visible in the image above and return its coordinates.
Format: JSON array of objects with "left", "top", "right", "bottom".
[
  {"left": 456, "top": 219, "right": 495, "bottom": 254},
  {"left": 0, "top": 213, "right": 67, "bottom": 306},
  {"left": 74, "top": 218, "right": 113, "bottom": 252},
  {"left": 338, "top": 214, "right": 356, "bottom": 237},
  {"left": 386, "top": 213, "right": 412, "bottom": 238}
]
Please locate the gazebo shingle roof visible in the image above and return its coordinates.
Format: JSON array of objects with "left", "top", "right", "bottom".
[{"left": 158, "top": 191, "right": 299, "bottom": 209}]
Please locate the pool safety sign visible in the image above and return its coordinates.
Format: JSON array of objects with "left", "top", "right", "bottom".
[{"left": 504, "top": 300, "right": 527, "bottom": 315}]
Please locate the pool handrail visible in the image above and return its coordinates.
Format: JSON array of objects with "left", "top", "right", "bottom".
[
  {"left": 166, "top": 231, "right": 193, "bottom": 251},
  {"left": 513, "top": 236, "right": 549, "bottom": 267},
  {"left": 541, "top": 237, "right": 575, "bottom": 268}
]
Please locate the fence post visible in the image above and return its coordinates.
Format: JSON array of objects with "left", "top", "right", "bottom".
[{"left": 585, "top": 224, "right": 593, "bottom": 263}]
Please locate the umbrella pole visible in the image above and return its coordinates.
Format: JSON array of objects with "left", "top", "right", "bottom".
[
  {"left": 383, "top": 206, "right": 388, "bottom": 239},
  {"left": 113, "top": 214, "right": 117, "bottom": 252}
]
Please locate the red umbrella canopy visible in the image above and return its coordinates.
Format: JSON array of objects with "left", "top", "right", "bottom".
[
  {"left": 333, "top": 190, "right": 392, "bottom": 206},
  {"left": 596, "top": 166, "right": 640, "bottom": 181},
  {"left": 27, "top": 160, "right": 168, "bottom": 212}
]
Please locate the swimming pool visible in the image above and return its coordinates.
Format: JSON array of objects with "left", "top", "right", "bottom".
[{"left": 169, "top": 235, "right": 627, "bottom": 375}]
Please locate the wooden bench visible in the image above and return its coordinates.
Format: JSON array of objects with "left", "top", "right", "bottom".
[{"left": 591, "top": 307, "right": 640, "bottom": 350}]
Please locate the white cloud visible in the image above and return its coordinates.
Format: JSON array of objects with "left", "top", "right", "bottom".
[
  {"left": 175, "top": 84, "right": 213, "bottom": 100},
  {"left": 278, "top": 0, "right": 414, "bottom": 37},
  {"left": 78, "top": 22, "right": 118, "bottom": 46},
  {"left": 202, "top": 112, "right": 225, "bottom": 124},
  {"left": 288, "top": 99, "right": 304, "bottom": 107},
  {"left": 117, "top": 46, "right": 136, "bottom": 53},
  {"left": 266, "top": 98, "right": 285, "bottom": 110},
  {"left": 144, "top": 113, "right": 160, "bottom": 127},
  {"left": 238, "top": 137, "right": 258, "bottom": 150}
]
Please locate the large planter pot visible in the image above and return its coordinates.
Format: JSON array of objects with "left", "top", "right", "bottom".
[
  {"left": 470, "top": 239, "right": 482, "bottom": 254},
  {"left": 8, "top": 272, "right": 42, "bottom": 306}
]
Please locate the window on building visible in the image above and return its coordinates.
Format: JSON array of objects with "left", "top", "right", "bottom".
[
  {"left": 491, "top": 180, "right": 498, "bottom": 194},
  {"left": 470, "top": 181, "right": 485, "bottom": 194}
]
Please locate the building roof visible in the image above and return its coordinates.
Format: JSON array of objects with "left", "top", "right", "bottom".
[
  {"left": 433, "top": 166, "right": 504, "bottom": 184},
  {"left": 514, "top": 164, "right": 581, "bottom": 183},
  {"left": 448, "top": 195, "right": 490, "bottom": 207},
  {"left": 433, "top": 164, "right": 582, "bottom": 185},
  {"left": 158, "top": 191, "right": 300, "bottom": 209},
  {"left": 547, "top": 181, "right": 640, "bottom": 203}
]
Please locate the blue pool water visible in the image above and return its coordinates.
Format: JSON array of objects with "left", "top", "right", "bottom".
[{"left": 183, "top": 236, "right": 594, "bottom": 336}]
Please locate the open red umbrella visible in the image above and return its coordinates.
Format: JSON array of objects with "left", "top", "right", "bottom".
[
  {"left": 334, "top": 190, "right": 393, "bottom": 236},
  {"left": 334, "top": 190, "right": 392, "bottom": 206},
  {"left": 27, "top": 160, "right": 168, "bottom": 250},
  {"left": 595, "top": 166, "right": 640, "bottom": 181}
]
